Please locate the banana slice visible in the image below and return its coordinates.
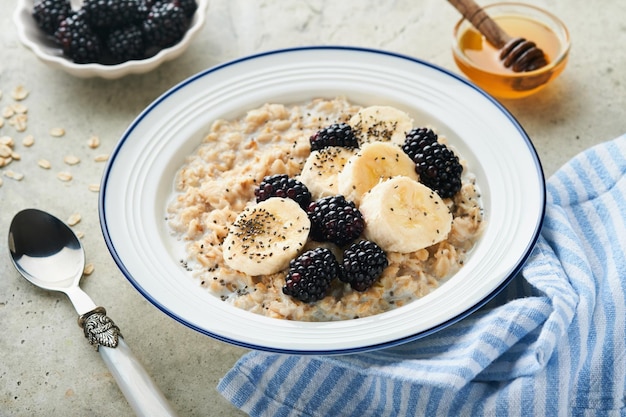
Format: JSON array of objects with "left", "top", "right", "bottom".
[
  {"left": 222, "top": 197, "right": 310, "bottom": 276},
  {"left": 359, "top": 176, "right": 452, "bottom": 253},
  {"left": 337, "top": 141, "right": 418, "bottom": 205},
  {"left": 297, "top": 146, "right": 356, "bottom": 199},
  {"left": 349, "top": 105, "right": 414, "bottom": 145}
]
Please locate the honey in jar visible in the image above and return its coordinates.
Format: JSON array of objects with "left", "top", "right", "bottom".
[{"left": 452, "top": 4, "right": 570, "bottom": 99}]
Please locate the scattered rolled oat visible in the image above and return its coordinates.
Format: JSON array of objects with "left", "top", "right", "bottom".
[
  {"left": 0, "top": 177, "right": 3, "bottom": 187},
  {"left": 67, "top": 213, "right": 81, "bottom": 226},
  {"left": 11, "top": 103, "right": 27, "bottom": 114},
  {"left": 38, "top": 159, "right": 51, "bottom": 169},
  {"left": 88, "top": 183, "right": 100, "bottom": 192},
  {"left": 11, "top": 151, "right": 20, "bottom": 161},
  {"left": 3, "top": 106, "right": 14, "bottom": 118},
  {"left": 0, "top": 136, "right": 15, "bottom": 147},
  {"left": 4, "top": 170, "right": 24, "bottom": 181},
  {"left": 0, "top": 119, "right": 4, "bottom": 128},
  {"left": 0, "top": 144, "right": 11, "bottom": 158},
  {"left": 0, "top": 157, "right": 7, "bottom": 168},
  {"left": 87, "top": 135, "right": 100, "bottom": 149},
  {"left": 83, "top": 263, "right": 95, "bottom": 275},
  {"left": 11, "top": 85, "right": 29, "bottom": 101},
  {"left": 22, "top": 135, "right": 34, "bottom": 147},
  {"left": 50, "top": 127, "right": 65, "bottom": 137},
  {"left": 57, "top": 171, "right": 72, "bottom": 181},
  {"left": 10, "top": 114, "right": 28, "bottom": 132},
  {"left": 64, "top": 155, "right": 80, "bottom": 165},
  {"left": 94, "top": 154, "right": 109, "bottom": 162}
]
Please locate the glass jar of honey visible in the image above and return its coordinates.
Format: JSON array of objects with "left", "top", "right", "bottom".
[{"left": 452, "top": 2, "right": 570, "bottom": 99}]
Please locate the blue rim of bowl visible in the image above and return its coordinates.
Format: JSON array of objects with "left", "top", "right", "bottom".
[{"left": 98, "top": 45, "right": 546, "bottom": 355}]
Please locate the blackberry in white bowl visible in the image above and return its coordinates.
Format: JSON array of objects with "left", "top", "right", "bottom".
[
  {"left": 13, "top": 0, "right": 208, "bottom": 78},
  {"left": 31, "top": 0, "right": 71, "bottom": 35}
]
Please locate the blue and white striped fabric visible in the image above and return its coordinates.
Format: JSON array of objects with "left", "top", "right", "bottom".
[{"left": 218, "top": 134, "right": 626, "bottom": 416}]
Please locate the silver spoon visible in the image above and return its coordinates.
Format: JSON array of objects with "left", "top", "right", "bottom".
[{"left": 8, "top": 208, "right": 178, "bottom": 417}]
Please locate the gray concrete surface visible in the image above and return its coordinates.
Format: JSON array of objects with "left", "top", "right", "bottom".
[{"left": 1, "top": 0, "right": 625, "bottom": 416}]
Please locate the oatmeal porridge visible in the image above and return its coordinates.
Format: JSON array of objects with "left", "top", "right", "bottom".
[{"left": 166, "top": 97, "right": 484, "bottom": 321}]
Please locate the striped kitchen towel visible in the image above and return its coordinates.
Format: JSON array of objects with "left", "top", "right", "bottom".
[{"left": 218, "top": 134, "right": 626, "bottom": 416}]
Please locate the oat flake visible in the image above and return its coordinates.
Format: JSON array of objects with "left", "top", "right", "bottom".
[
  {"left": 87, "top": 135, "right": 100, "bottom": 149},
  {"left": 64, "top": 155, "right": 80, "bottom": 165},
  {"left": 50, "top": 127, "right": 65, "bottom": 137},
  {"left": 10, "top": 114, "right": 28, "bottom": 132},
  {"left": 57, "top": 171, "right": 72, "bottom": 181},
  {"left": 11, "top": 85, "right": 29, "bottom": 101},
  {"left": 94, "top": 154, "right": 109, "bottom": 162},
  {"left": 88, "top": 183, "right": 100, "bottom": 192},
  {"left": 67, "top": 213, "right": 81, "bottom": 226},
  {"left": 83, "top": 263, "right": 95, "bottom": 275},
  {"left": 22, "top": 135, "right": 34, "bottom": 147},
  {"left": 11, "top": 103, "right": 27, "bottom": 114},
  {"left": 38, "top": 159, "right": 51, "bottom": 169},
  {"left": 0, "top": 144, "right": 11, "bottom": 158},
  {"left": 4, "top": 170, "right": 24, "bottom": 181},
  {"left": 3, "top": 106, "right": 14, "bottom": 119},
  {"left": 0, "top": 136, "right": 14, "bottom": 147}
]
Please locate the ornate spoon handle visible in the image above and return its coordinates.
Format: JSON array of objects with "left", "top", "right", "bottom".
[{"left": 79, "top": 308, "right": 179, "bottom": 417}]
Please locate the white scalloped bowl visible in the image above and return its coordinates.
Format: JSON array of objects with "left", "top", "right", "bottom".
[
  {"left": 13, "top": 0, "right": 208, "bottom": 79},
  {"left": 99, "top": 47, "right": 546, "bottom": 354}
]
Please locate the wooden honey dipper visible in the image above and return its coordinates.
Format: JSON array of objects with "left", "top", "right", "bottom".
[{"left": 448, "top": 0, "right": 548, "bottom": 72}]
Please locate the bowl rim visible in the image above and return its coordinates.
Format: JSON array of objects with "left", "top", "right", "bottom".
[
  {"left": 12, "top": 0, "right": 209, "bottom": 79},
  {"left": 451, "top": 1, "right": 571, "bottom": 77}
]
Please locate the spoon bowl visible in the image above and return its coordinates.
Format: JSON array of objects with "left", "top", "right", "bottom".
[{"left": 9, "top": 208, "right": 84, "bottom": 292}]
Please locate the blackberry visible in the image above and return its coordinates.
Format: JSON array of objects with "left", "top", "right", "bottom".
[
  {"left": 105, "top": 25, "right": 145, "bottom": 62},
  {"left": 142, "top": 2, "right": 189, "bottom": 48},
  {"left": 82, "top": 0, "right": 146, "bottom": 29},
  {"left": 310, "top": 123, "right": 359, "bottom": 151},
  {"left": 402, "top": 128, "right": 463, "bottom": 198},
  {"left": 254, "top": 174, "right": 312, "bottom": 210},
  {"left": 54, "top": 12, "right": 102, "bottom": 64},
  {"left": 283, "top": 247, "right": 340, "bottom": 303},
  {"left": 401, "top": 127, "right": 439, "bottom": 161},
  {"left": 173, "top": 0, "right": 198, "bottom": 18},
  {"left": 32, "top": 0, "right": 73, "bottom": 36},
  {"left": 307, "top": 195, "right": 365, "bottom": 246},
  {"left": 340, "top": 240, "right": 388, "bottom": 292}
]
